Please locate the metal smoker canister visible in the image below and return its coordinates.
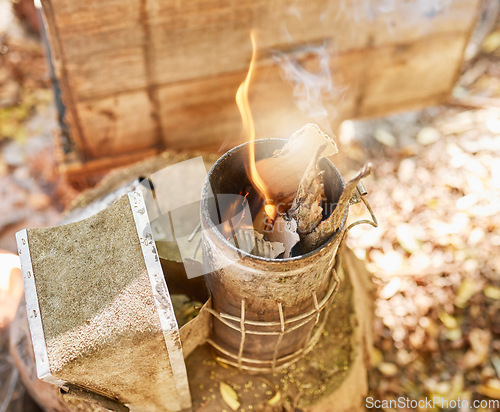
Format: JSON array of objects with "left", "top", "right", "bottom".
[{"left": 200, "top": 139, "right": 348, "bottom": 373}]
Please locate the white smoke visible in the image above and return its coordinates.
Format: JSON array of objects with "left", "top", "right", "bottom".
[
  {"left": 273, "top": 43, "right": 345, "bottom": 123},
  {"left": 346, "top": 0, "right": 453, "bottom": 21}
]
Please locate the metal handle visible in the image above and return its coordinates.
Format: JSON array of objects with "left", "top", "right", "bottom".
[{"left": 341, "top": 181, "right": 378, "bottom": 245}]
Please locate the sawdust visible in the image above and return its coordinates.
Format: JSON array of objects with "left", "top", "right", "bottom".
[
  {"left": 25, "top": 195, "right": 184, "bottom": 411},
  {"left": 28, "top": 196, "right": 145, "bottom": 341}
]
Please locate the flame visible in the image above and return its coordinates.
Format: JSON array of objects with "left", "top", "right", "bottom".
[
  {"left": 220, "top": 192, "right": 254, "bottom": 240},
  {"left": 236, "top": 30, "right": 277, "bottom": 220}
]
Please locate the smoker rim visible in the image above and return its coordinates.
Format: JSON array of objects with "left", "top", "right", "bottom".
[{"left": 200, "top": 138, "right": 348, "bottom": 263}]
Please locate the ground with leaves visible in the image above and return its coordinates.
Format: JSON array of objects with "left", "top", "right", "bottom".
[{"left": 342, "top": 27, "right": 500, "bottom": 412}]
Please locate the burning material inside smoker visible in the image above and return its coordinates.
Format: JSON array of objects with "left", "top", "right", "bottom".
[{"left": 220, "top": 124, "right": 370, "bottom": 259}]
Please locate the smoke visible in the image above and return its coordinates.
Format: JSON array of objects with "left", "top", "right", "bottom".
[
  {"left": 345, "top": 0, "right": 453, "bottom": 22},
  {"left": 269, "top": 0, "right": 455, "bottom": 134},
  {"left": 273, "top": 43, "right": 345, "bottom": 131}
]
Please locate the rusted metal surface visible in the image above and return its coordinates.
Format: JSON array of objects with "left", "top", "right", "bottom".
[{"left": 201, "top": 139, "right": 348, "bottom": 371}]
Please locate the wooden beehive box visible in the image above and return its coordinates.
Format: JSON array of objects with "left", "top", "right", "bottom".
[{"left": 40, "top": 0, "right": 480, "bottom": 180}]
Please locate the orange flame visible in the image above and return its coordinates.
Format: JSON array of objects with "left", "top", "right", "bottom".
[{"left": 236, "top": 31, "right": 276, "bottom": 219}]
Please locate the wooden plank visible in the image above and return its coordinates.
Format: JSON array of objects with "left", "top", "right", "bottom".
[
  {"left": 40, "top": 0, "right": 89, "bottom": 159},
  {"left": 76, "top": 40, "right": 362, "bottom": 154},
  {"left": 155, "top": 32, "right": 467, "bottom": 151},
  {"left": 147, "top": 0, "right": 366, "bottom": 86},
  {"left": 76, "top": 90, "right": 159, "bottom": 157},
  {"left": 44, "top": 0, "right": 142, "bottom": 34},
  {"left": 356, "top": 33, "right": 467, "bottom": 117},
  {"left": 363, "top": 0, "right": 479, "bottom": 47},
  {"left": 75, "top": 30, "right": 469, "bottom": 156},
  {"left": 39, "top": 0, "right": 481, "bottom": 176},
  {"left": 44, "top": 0, "right": 479, "bottom": 100},
  {"left": 60, "top": 27, "right": 145, "bottom": 60},
  {"left": 65, "top": 47, "right": 148, "bottom": 100},
  {"left": 59, "top": 148, "right": 161, "bottom": 180}
]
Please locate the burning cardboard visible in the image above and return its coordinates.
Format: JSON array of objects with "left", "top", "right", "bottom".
[
  {"left": 265, "top": 216, "right": 300, "bottom": 258},
  {"left": 255, "top": 123, "right": 338, "bottom": 207}
]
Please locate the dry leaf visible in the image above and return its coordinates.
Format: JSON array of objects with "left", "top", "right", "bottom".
[
  {"left": 477, "top": 379, "right": 500, "bottom": 399},
  {"left": 374, "top": 129, "right": 396, "bottom": 147},
  {"left": 215, "top": 359, "right": 230, "bottom": 369},
  {"left": 302, "top": 163, "right": 371, "bottom": 253},
  {"left": 371, "top": 347, "right": 384, "bottom": 367},
  {"left": 288, "top": 143, "right": 326, "bottom": 234},
  {"left": 469, "top": 329, "right": 490, "bottom": 354},
  {"left": 268, "top": 391, "right": 281, "bottom": 406},
  {"left": 396, "top": 223, "right": 420, "bottom": 254},
  {"left": 220, "top": 382, "right": 240, "bottom": 411},
  {"left": 462, "top": 328, "right": 491, "bottom": 369},
  {"left": 484, "top": 285, "right": 500, "bottom": 300},
  {"left": 449, "top": 374, "right": 465, "bottom": 400},
  {"left": 482, "top": 31, "right": 500, "bottom": 54},
  {"left": 445, "top": 328, "right": 462, "bottom": 342},
  {"left": 491, "top": 356, "right": 500, "bottom": 378},
  {"left": 170, "top": 294, "right": 202, "bottom": 327},
  {"left": 416, "top": 127, "right": 440, "bottom": 146},
  {"left": 377, "top": 362, "right": 398, "bottom": 377},
  {"left": 380, "top": 278, "right": 401, "bottom": 300},
  {"left": 455, "top": 279, "right": 481, "bottom": 308},
  {"left": 438, "top": 312, "right": 458, "bottom": 329}
]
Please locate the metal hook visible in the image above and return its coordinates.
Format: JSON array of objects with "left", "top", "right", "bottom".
[{"left": 341, "top": 182, "right": 378, "bottom": 245}]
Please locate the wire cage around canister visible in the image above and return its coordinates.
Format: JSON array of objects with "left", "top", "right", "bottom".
[{"left": 205, "top": 261, "right": 341, "bottom": 373}]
